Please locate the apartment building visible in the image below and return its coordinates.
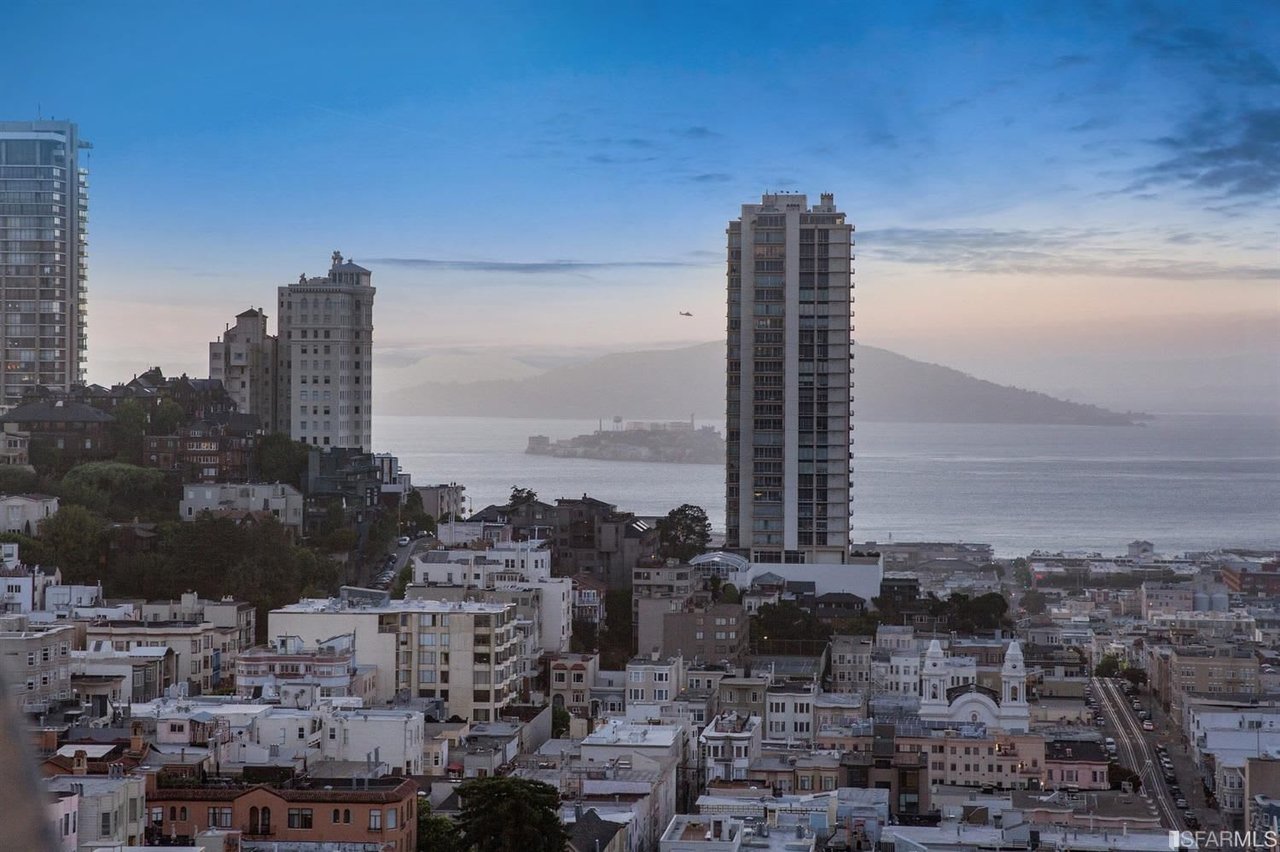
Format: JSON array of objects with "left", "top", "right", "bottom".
[
  {"left": 208, "top": 307, "right": 276, "bottom": 428},
  {"left": 46, "top": 774, "right": 147, "bottom": 850},
  {"left": 1140, "top": 581, "right": 1196, "bottom": 620},
  {"left": 0, "top": 120, "right": 89, "bottom": 403},
  {"left": 235, "top": 632, "right": 376, "bottom": 706},
  {"left": 1169, "top": 644, "right": 1261, "bottom": 707},
  {"left": 0, "top": 619, "right": 74, "bottom": 713},
  {"left": 725, "top": 192, "right": 854, "bottom": 563},
  {"left": 180, "top": 482, "right": 304, "bottom": 537},
  {"left": 661, "top": 601, "right": 750, "bottom": 665},
  {"left": 319, "top": 707, "right": 426, "bottom": 776},
  {"left": 140, "top": 591, "right": 256, "bottom": 654},
  {"left": 268, "top": 595, "right": 522, "bottom": 721},
  {"left": 0, "top": 492, "right": 59, "bottom": 535},
  {"left": 84, "top": 619, "right": 234, "bottom": 694},
  {"left": 275, "top": 251, "right": 375, "bottom": 450},
  {"left": 700, "top": 712, "right": 762, "bottom": 782},
  {"left": 144, "top": 773, "right": 416, "bottom": 849},
  {"left": 549, "top": 652, "right": 599, "bottom": 716},
  {"left": 829, "top": 634, "right": 873, "bottom": 693}
]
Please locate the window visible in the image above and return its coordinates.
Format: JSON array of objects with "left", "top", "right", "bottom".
[
  {"left": 100, "top": 812, "right": 112, "bottom": 838},
  {"left": 207, "top": 808, "right": 232, "bottom": 828},
  {"left": 369, "top": 809, "right": 383, "bottom": 830},
  {"left": 288, "top": 808, "right": 314, "bottom": 829},
  {"left": 387, "top": 807, "right": 398, "bottom": 829}
]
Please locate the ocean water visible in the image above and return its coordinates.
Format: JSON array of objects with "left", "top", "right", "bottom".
[{"left": 373, "top": 414, "right": 1280, "bottom": 557}]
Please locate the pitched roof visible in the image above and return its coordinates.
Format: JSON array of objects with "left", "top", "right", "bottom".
[
  {"left": 567, "top": 808, "right": 624, "bottom": 852},
  {"left": 0, "top": 400, "right": 114, "bottom": 424}
]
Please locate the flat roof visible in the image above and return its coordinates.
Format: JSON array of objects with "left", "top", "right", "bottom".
[{"left": 273, "top": 597, "right": 510, "bottom": 614}]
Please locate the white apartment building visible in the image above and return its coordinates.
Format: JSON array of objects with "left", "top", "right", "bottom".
[
  {"left": 234, "top": 633, "right": 376, "bottom": 706},
  {"left": 46, "top": 774, "right": 147, "bottom": 850},
  {"left": 700, "top": 712, "right": 763, "bottom": 782},
  {"left": 413, "top": 541, "right": 552, "bottom": 586},
  {"left": 319, "top": 707, "right": 426, "bottom": 776},
  {"left": 1, "top": 562, "right": 60, "bottom": 614},
  {"left": 724, "top": 192, "right": 855, "bottom": 563},
  {"left": 627, "top": 652, "right": 687, "bottom": 706},
  {"left": 1185, "top": 702, "right": 1280, "bottom": 825},
  {"left": 180, "top": 482, "right": 304, "bottom": 536},
  {"left": 276, "top": 251, "right": 375, "bottom": 451},
  {"left": 268, "top": 596, "right": 522, "bottom": 721},
  {"left": 209, "top": 307, "right": 276, "bottom": 427},
  {"left": 829, "top": 634, "right": 873, "bottom": 693},
  {"left": 765, "top": 682, "right": 816, "bottom": 742},
  {"left": 0, "top": 492, "right": 59, "bottom": 534}
]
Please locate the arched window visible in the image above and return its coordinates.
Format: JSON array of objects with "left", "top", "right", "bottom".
[
  {"left": 1011, "top": 686, "right": 1018, "bottom": 702},
  {"left": 169, "top": 807, "right": 176, "bottom": 821},
  {"left": 333, "top": 809, "right": 340, "bottom": 823},
  {"left": 179, "top": 807, "right": 187, "bottom": 821},
  {"left": 261, "top": 807, "right": 271, "bottom": 832},
  {"left": 343, "top": 809, "right": 351, "bottom": 824},
  {"left": 931, "top": 684, "right": 939, "bottom": 700},
  {"left": 250, "top": 807, "right": 260, "bottom": 834}
]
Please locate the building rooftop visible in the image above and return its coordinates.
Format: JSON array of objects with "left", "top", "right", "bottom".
[{"left": 273, "top": 597, "right": 511, "bottom": 614}]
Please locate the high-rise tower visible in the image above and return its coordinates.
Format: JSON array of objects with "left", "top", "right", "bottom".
[
  {"left": 725, "top": 193, "right": 854, "bottom": 563},
  {"left": 209, "top": 307, "right": 277, "bottom": 430},
  {"left": 275, "top": 252, "right": 375, "bottom": 450},
  {"left": 0, "top": 121, "right": 90, "bottom": 403}
]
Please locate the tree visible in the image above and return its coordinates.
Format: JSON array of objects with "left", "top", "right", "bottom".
[
  {"left": 552, "top": 706, "right": 571, "bottom": 738},
  {"left": 1094, "top": 654, "right": 1122, "bottom": 678},
  {"left": 720, "top": 583, "right": 741, "bottom": 604},
  {"left": 60, "top": 461, "right": 173, "bottom": 521},
  {"left": 39, "top": 504, "right": 108, "bottom": 582},
  {"left": 509, "top": 486, "right": 538, "bottom": 506},
  {"left": 150, "top": 399, "right": 186, "bottom": 436},
  {"left": 656, "top": 503, "right": 711, "bottom": 562},
  {"left": 1120, "top": 667, "right": 1149, "bottom": 687},
  {"left": 1021, "top": 589, "right": 1048, "bottom": 615},
  {"left": 108, "top": 399, "right": 149, "bottom": 462},
  {"left": 1108, "top": 762, "right": 1142, "bottom": 793},
  {"left": 417, "top": 799, "right": 462, "bottom": 852},
  {"left": 754, "top": 601, "right": 831, "bottom": 650},
  {"left": 255, "top": 433, "right": 310, "bottom": 489},
  {"left": 456, "top": 777, "right": 567, "bottom": 852}
]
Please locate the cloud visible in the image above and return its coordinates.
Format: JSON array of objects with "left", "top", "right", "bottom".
[
  {"left": 1129, "top": 107, "right": 1280, "bottom": 200},
  {"left": 1132, "top": 27, "right": 1280, "bottom": 86},
  {"left": 365, "top": 257, "right": 713, "bottom": 276},
  {"left": 859, "top": 227, "right": 1279, "bottom": 280},
  {"left": 1050, "top": 54, "right": 1092, "bottom": 69},
  {"left": 689, "top": 172, "right": 732, "bottom": 183},
  {"left": 1069, "top": 116, "right": 1115, "bottom": 133},
  {"left": 675, "top": 125, "right": 720, "bottom": 139}
]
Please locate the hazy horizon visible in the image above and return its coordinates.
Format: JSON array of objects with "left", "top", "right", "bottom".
[{"left": 4, "top": 2, "right": 1277, "bottom": 414}]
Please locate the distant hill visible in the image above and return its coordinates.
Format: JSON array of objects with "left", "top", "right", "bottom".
[{"left": 379, "top": 341, "right": 1142, "bottom": 425}]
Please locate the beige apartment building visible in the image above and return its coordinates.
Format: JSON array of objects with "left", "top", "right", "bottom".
[
  {"left": 0, "top": 619, "right": 74, "bottom": 713},
  {"left": 84, "top": 619, "right": 235, "bottom": 695},
  {"left": 1169, "top": 644, "right": 1261, "bottom": 708}
]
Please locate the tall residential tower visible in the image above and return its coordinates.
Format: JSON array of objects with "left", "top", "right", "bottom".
[
  {"left": 725, "top": 193, "right": 854, "bottom": 563},
  {"left": 275, "top": 252, "right": 375, "bottom": 450},
  {"left": 0, "top": 121, "right": 90, "bottom": 403},
  {"left": 209, "top": 307, "right": 277, "bottom": 430}
]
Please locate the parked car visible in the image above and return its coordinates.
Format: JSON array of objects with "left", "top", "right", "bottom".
[
  {"left": 397, "top": 536, "right": 411, "bottom": 547},
  {"left": 1142, "top": 720, "right": 1154, "bottom": 731}
]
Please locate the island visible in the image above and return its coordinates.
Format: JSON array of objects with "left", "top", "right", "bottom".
[{"left": 526, "top": 419, "right": 725, "bottom": 464}]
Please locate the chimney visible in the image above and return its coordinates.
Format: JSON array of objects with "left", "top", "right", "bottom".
[
  {"left": 72, "top": 749, "right": 88, "bottom": 775},
  {"left": 131, "top": 721, "right": 144, "bottom": 754}
]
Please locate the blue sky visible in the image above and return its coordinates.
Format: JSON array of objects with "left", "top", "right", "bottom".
[{"left": 5, "top": 1, "right": 1278, "bottom": 408}]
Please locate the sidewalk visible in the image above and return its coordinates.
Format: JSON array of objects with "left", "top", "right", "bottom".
[{"left": 1145, "top": 683, "right": 1224, "bottom": 830}]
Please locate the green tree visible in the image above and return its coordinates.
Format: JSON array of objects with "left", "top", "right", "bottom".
[
  {"left": 509, "top": 486, "right": 538, "bottom": 506},
  {"left": 1094, "top": 654, "right": 1122, "bottom": 678},
  {"left": 656, "top": 503, "right": 711, "bottom": 562},
  {"left": 1120, "top": 667, "right": 1149, "bottom": 687},
  {"left": 417, "top": 799, "right": 462, "bottom": 852},
  {"left": 108, "top": 399, "right": 149, "bottom": 462},
  {"left": 720, "top": 583, "right": 741, "bottom": 604},
  {"left": 60, "top": 461, "right": 173, "bottom": 521},
  {"left": 1021, "top": 589, "right": 1048, "bottom": 615},
  {"left": 456, "top": 777, "right": 567, "bottom": 852},
  {"left": 754, "top": 601, "right": 831, "bottom": 651},
  {"left": 255, "top": 433, "right": 310, "bottom": 489},
  {"left": 552, "top": 706, "right": 571, "bottom": 738},
  {"left": 1108, "top": 762, "right": 1142, "bottom": 793},
  {"left": 39, "top": 504, "right": 108, "bottom": 582},
  {"left": 150, "top": 399, "right": 186, "bottom": 436}
]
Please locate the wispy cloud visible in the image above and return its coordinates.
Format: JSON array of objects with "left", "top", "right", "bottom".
[
  {"left": 860, "top": 227, "right": 1279, "bottom": 280},
  {"left": 1128, "top": 107, "right": 1280, "bottom": 200},
  {"left": 675, "top": 125, "right": 720, "bottom": 139},
  {"left": 365, "top": 257, "right": 713, "bottom": 276},
  {"left": 689, "top": 172, "right": 732, "bottom": 183},
  {"left": 1132, "top": 27, "right": 1280, "bottom": 86}
]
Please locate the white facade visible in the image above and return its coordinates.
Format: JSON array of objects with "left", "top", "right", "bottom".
[
  {"left": 268, "top": 597, "right": 522, "bottom": 721},
  {"left": 0, "top": 493, "right": 59, "bottom": 534},
  {"left": 627, "top": 654, "right": 687, "bottom": 706},
  {"left": 413, "top": 542, "right": 551, "bottom": 586},
  {"left": 319, "top": 707, "right": 426, "bottom": 776},
  {"left": 700, "top": 713, "right": 763, "bottom": 782},
  {"left": 276, "top": 251, "right": 375, "bottom": 451},
  {"left": 918, "top": 639, "right": 1030, "bottom": 733},
  {"left": 46, "top": 775, "right": 147, "bottom": 850},
  {"left": 180, "top": 482, "right": 304, "bottom": 534},
  {"left": 765, "top": 683, "right": 817, "bottom": 742}
]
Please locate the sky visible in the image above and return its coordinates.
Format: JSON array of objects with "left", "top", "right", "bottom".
[{"left": 4, "top": 1, "right": 1278, "bottom": 411}]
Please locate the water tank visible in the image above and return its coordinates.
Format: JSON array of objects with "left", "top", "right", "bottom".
[
  {"left": 1193, "top": 592, "right": 1210, "bottom": 612},
  {"left": 1211, "top": 592, "right": 1230, "bottom": 612}
]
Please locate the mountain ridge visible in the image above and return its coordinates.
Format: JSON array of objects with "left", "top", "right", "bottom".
[{"left": 377, "top": 341, "right": 1142, "bottom": 425}]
